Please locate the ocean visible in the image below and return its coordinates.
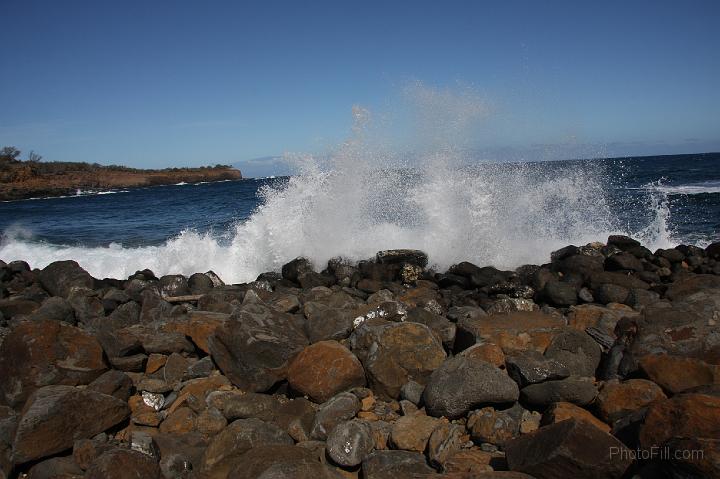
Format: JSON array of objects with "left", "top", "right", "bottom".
[{"left": 0, "top": 153, "right": 718, "bottom": 283}]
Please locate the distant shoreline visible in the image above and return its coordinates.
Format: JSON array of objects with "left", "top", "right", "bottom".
[{"left": 0, "top": 159, "right": 242, "bottom": 201}]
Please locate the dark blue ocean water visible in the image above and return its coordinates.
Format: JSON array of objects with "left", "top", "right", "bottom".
[{"left": 0, "top": 153, "right": 718, "bottom": 282}]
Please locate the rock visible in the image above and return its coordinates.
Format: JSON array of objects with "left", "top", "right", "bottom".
[
  {"left": 38, "top": 261, "right": 94, "bottom": 298},
  {"left": 505, "top": 418, "right": 632, "bottom": 479},
  {"left": 281, "top": 257, "right": 314, "bottom": 284},
  {"left": 87, "top": 370, "right": 134, "bottom": 402},
  {"left": 604, "top": 252, "right": 643, "bottom": 272},
  {"left": 227, "top": 444, "right": 342, "bottom": 479},
  {"left": 376, "top": 250, "right": 428, "bottom": 268},
  {"left": 287, "top": 340, "right": 366, "bottom": 403},
  {"left": 596, "top": 379, "right": 666, "bottom": 422},
  {"left": 0, "top": 320, "right": 107, "bottom": 407},
  {"left": 361, "top": 450, "right": 436, "bottom": 479},
  {"left": 542, "top": 280, "right": 577, "bottom": 307},
  {"left": 389, "top": 414, "right": 440, "bottom": 452},
  {"left": 310, "top": 392, "right": 361, "bottom": 440},
  {"left": 505, "top": 350, "right": 570, "bottom": 387},
  {"left": 303, "top": 302, "right": 354, "bottom": 343},
  {"left": 350, "top": 321, "right": 446, "bottom": 399},
  {"left": 454, "top": 311, "right": 565, "bottom": 355},
  {"left": 12, "top": 385, "right": 130, "bottom": 465},
  {"left": 607, "top": 235, "right": 641, "bottom": 250},
  {"left": 160, "top": 407, "right": 197, "bottom": 434},
  {"left": 0, "top": 298, "right": 40, "bottom": 320},
  {"left": 188, "top": 272, "right": 215, "bottom": 294},
  {"left": 30, "top": 297, "right": 76, "bottom": 324},
  {"left": 594, "top": 283, "right": 629, "bottom": 305},
  {"left": 162, "top": 310, "right": 228, "bottom": 354},
  {"left": 442, "top": 448, "right": 495, "bottom": 474},
  {"left": 208, "top": 303, "right": 309, "bottom": 392},
  {"left": 212, "top": 392, "right": 280, "bottom": 422},
  {"left": 400, "top": 381, "right": 425, "bottom": 406},
  {"left": 26, "top": 455, "right": 84, "bottom": 478},
  {"left": 460, "top": 343, "right": 506, "bottom": 369},
  {"left": 639, "top": 353, "right": 717, "bottom": 394},
  {"left": 201, "top": 418, "right": 293, "bottom": 472},
  {"left": 196, "top": 407, "right": 228, "bottom": 436},
  {"left": 467, "top": 405, "right": 524, "bottom": 446},
  {"left": 639, "top": 393, "right": 720, "bottom": 476},
  {"left": 326, "top": 419, "right": 374, "bottom": 467},
  {"left": 85, "top": 448, "right": 160, "bottom": 479},
  {"left": 520, "top": 376, "right": 598, "bottom": 407},
  {"left": 541, "top": 402, "right": 610, "bottom": 433},
  {"left": 544, "top": 328, "right": 602, "bottom": 378},
  {"left": 423, "top": 356, "right": 519, "bottom": 418},
  {"left": 427, "top": 422, "right": 464, "bottom": 468},
  {"left": 405, "top": 307, "right": 456, "bottom": 350},
  {"left": 665, "top": 273, "right": 720, "bottom": 301}
]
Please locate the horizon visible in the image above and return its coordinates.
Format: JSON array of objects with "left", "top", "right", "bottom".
[{"left": 1, "top": 1, "right": 719, "bottom": 174}]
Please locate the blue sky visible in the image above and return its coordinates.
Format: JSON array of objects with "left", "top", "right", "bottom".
[{"left": 1, "top": 0, "right": 718, "bottom": 174}]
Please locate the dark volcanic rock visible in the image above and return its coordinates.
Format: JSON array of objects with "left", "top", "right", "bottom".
[
  {"left": 310, "top": 392, "right": 361, "bottom": 440},
  {"left": 29, "top": 297, "right": 76, "bottom": 324},
  {"left": 423, "top": 356, "right": 519, "bottom": 418},
  {"left": 326, "top": 419, "right": 374, "bottom": 467},
  {"left": 87, "top": 370, "right": 134, "bottom": 402},
  {"left": 505, "top": 418, "right": 633, "bottom": 479},
  {"left": 593, "top": 283, "right": 629, "bottom": 305},
  {"left": 544, "top": 328, "right": 602, "bottom": 377},
  {"left": 375, "top": 249, "right": 428, "bottom": 268},
  {"left": 520, "top": 376, "right": 598, "bottom": 407},
  {"left": 604, "top": 252, "right": 643, "bottom": 272},
  {"left": 85, "top": 448, "right": 160, "bottom": 479},
  {"left": 0, "top": 319, "right": 107, "bottom": 407},
  {"left": 282, "top": 257, "right": 314, "bottom": 284},
  {"left": 207, "top": 303, "right": 309, "bottom": 392},
  {"left": 38, "top": 260, "right": 94, "bottom": 298},
  {"left": 12, "top": 385, "right": 130, "bottom": 465},
  {"left": 361, "top": 450, "right": 436, "bottom": 479},
  {"left": 505, "top": 350, "right": 570, "bottom": 387},
  {"left": 542, "top": 280, "right": 577, "bottom": 307},
  {"left": 228, "top": 444, "right": 342, "bottom": 479},
  {"left": 303, "top": 302, "right": 354, "bottom": 343}
]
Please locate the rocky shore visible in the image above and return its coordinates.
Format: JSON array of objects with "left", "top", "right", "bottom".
[{"left": 0, "top": 236, "right": 719, "bottom": 478}]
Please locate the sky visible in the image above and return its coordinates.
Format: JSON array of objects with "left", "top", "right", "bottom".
[{"left": 1, "top": 0, "right": 719, "bottom": 175}]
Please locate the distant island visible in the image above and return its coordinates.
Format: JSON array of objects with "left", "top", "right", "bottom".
[{"left": 0, "top": 147, "right": 242, "bottom": 201}]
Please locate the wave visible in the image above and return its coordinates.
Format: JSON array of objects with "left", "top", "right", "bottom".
[
  {"left": 0, "top": 85, "right": 679, "bottom": 283},
  {"left": 652, "top": 181, "right": 720, "bottom": 195}
]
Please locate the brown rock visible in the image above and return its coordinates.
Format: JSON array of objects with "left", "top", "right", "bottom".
[
  {"left": 460, "top": 343, "right": 506, "bottom": 369},
  {"left": 159, "top": 407, "right": 196, "bottom": 435},
  {"left": 596, "top": 379, "right": 666, "bottom": 422},
  {"left": 505, "top": 418, "right": 632, "bottom": 479},
  {"left": 85, "top": 448, "right": 160, "bottom": 479},
  {"left": 443, "top": 448, "right": 494, "bottom": 474},
  {"left": 389, "top": 414, "right": 440, "bottom": 452},
  {"left": 541, "top": 402, "right": 610, "bottom": 433},
  {"left": 163, "top": 310, "right": 229, "bottom": 354},
  {"left": 639, "top": 354, "right": 717, "bottom": 394},
  {"left": 467, "top": 406, "right": 522, "bottom": 446},
  {"left": 145, "top": 354, "right": 167, "bottom": 374},
  {"left": 0, "top": 320, "right": 107, "bottom": 407},
  {"left": 287, "top": 340, "right": 366, "bottom": 403},
  {"left": 640, "top": 393, "right": 720, "bottom": 451},
  {"left": 427, "top": 422, "right": 465, "bottom": 468},
  {"left": 12, "top": 386, "right": 130, "bottom": 465}
]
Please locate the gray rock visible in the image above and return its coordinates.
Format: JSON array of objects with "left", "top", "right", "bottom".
[
  {"left": 38, "top": 260, "right": 94, "bottom": 298},
  {"left": 311, "top": 392, "right": 361, "bottom": 440},
  {"left": 505, "top": 350, "right": 571, "bottom": 387},
  {"left": 423, "top": 356, "right": 520, "bottom": 419},
  {"left": 400, "top": 381, "right": 425, "bottom": 406},
  {"left": 326, "top": 419, "right": 374, "bottom": 467},
  {"left": 30, "top": 297, "right": 76, "bottom": 324},
  {"left": 594, "top": 283, "right": 629, "bottom": 304},
  {"left": 544, "top": 328, "right": 602, "bottom": 377},
  {"left": 520, "top": 376, "right": 598, "bottom": 407},
  {"left": 605, "top": 252, "right": 644, "bottom": 272},
  {"left": 303, "top": 302, "right": 354, "bottom": 343},
  {"left": 542, "top": 280, "right": 578, "bottom": 307},
  {"left": 361, "top": 450, "right": 436, "bottom": 479}
]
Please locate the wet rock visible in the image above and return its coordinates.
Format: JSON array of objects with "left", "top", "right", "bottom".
[
  {"left": 282, "top": 257, "right": 315, "bottom": 284},
  {"left": 38, "top": 261, "right": 94, "bottom": 298},
  {"left": 596, "top": 379, "right": 666, "bottom": 422},
  {"left": 188, "top": 272, "right": 215, "bottom": 294},
  {"left": 288, "top": 340, "right": 366, "bottom": 403},
  {"left": 505, "top": 350, "right": 570, "bottom": 387},
  {"left": 604, "top": 252, "right": 643, "bottom": 272},
  {"left": 201, "top": 418, "right": 293, "bottom": 472},
  {"left": 376, "top": 249, "right": 428, "bottom": 268},
  {"left": 541, "top": 401, "right": 610, "bottom": 433},
  {"left": 361, "top": 450, "right": 436, "bottom": 479},
  {"left": 12, "top": 385, "right": 130, "bottom": 465},
  {"left": 423, "top": 356, "right": 519, "bottom": 418},
  {"left": 638, "top": 353, "right": 716, "bottom": 394},
  {"left": 485, "top": 298, "right": 537, "bottom": 314},
  {"left": 520, "top": 376, "right": 598, "bottom": 407},
  {"left": 505, "top": 418, "right": 632, "bottom": 479},
  {"left": 310, "top": 392, "right": 361, "bottom": 440},
  {"left": 389, "top": 414, "right": 440, "bottom": 452},
  {"left": 544, "top": 328, "right": 602, "bottom": 378},
  {"left": 85, "top": 448, "right": 160, "bottom": 479},
  {"left": 542, "top": 280, "right": 577, "bottom": 307},
  {"left": 208, "top": 303, "right": 308, "bottom": 392},
  {"left": 0, "top": 319, "right": 107, "bottom": 407},
  {"left": 326, "top": 419, "right": 374, "bottom": 467},
  {"left": 350, "top": 321, "right": 446, "bottom": 399}
]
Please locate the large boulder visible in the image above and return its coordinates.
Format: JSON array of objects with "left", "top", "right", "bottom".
[
  {"left": 520, "top": 376, "right": 598, "bottom": 407},
  {"left": 287, "top": 341, "right": 366, "bottom": 403},
  {"left": 38, "top": 260, "right": 94, "bottom": 298},
  {"left": 544, "top": 328, "right": 602, "bottom": 378},
  {"left": 11, "top": 385, "right": 130, "bottom": 465},
  {"left": 227, "top": 444, "right": 343, "bottom": 479},
  {"left": 454, "top": 311, "right": 565, "bottom": 354},
  {"left": 85, "top": 448, "right": 160, "bottom": 479},
  {"left": 207, "top": 304, "right": 308, "bottom": 392},
  {"left": 361, "top": 450, "right": 436, "bottom": 479},
  {"left": 326, "top": 419, "right": 375, "bottom": 467},
  {"left": 423, "top": 356, "right": 519, "bottom": 418},
  {"left": 350, "top": 321, "right": 446, "bottom": 399},
  {"left": 505, "top": 418, "right": 633, "bottom": 479},
  {"left": 0, "top": 320, "right": 107, "bottom": 407}
]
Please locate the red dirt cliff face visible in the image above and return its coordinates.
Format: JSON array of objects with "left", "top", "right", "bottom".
[{"left": 0, "top": 159, "right": 242, "bottom": 201}]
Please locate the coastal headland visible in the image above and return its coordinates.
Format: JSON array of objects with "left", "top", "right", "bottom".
[
  {"left": 0, "top": 152, "right": 242, "bottom": 201},
  {"left": 0, "top": 236, "right": 719, "bottom": 477}
]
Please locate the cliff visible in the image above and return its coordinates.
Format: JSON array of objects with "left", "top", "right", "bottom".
[{"left": 0, "top": 159, "right": 242, "bottom": 201}]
